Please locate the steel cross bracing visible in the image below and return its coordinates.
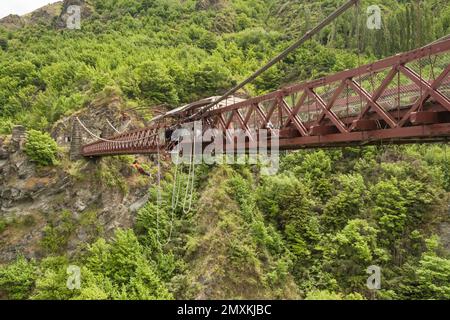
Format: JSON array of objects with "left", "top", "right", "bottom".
[{"left": 81, "top": 39, "right": 450, "bottom": 157}]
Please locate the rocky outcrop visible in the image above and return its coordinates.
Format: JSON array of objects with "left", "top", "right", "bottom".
[
  {"left": 0, "top": 1, "right": 93, "bottom": 31},
  {"left": 0, "top": 3, "right": 63, "bottom": 29},
  {"left": 27, "top": 2, "right": 63, "bottom": 26},
  {"left": 0, "top": 15, "right": 24, "bottom": 30},
  {"left": 0, "top": 102, "right": 153, "bottom": 264},
  {"left": 51, "top": 91, "right": 143, "bottom": 152}
]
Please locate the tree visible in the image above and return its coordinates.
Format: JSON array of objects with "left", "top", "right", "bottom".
[
  {"left": 134, "top": 60, "right": 179, "bottom": 105},
  {"left": 321, "top": 219, "right": 387, "bottom": 292},
  {"left": 32, "top": 230, "right": 173, "bottom": 300},
  {"left": 31, "top": 256, "right": 76, "bottom": 300},
  {"left": 323, "top": 173, "right": 366, "bottom": 230},
  {"left": 305, "top": 290, "right": 364, "bottom": 300},
  {"left": 371, "top": 178, "right": 407, "bottom": 243},
  {"left": 295, "top": 151, "right": 333, "bottom": 201},
  {"left": 85, "top": 229, "right": 173, "bottom": 300},
  {"left": 415, "top": 236, "right": 450, "bottom": 299},
  {"left": 257, "top": 174, "right": 317, "bottom": 259},
  {"left": 189, "top": 58, "right": 234, "bottom": 100},
  {"left": 0, "top": 38, "right": 7, "bottom": 51}
]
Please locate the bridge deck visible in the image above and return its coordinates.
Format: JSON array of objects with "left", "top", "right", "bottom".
[{"left": 81, "top": 39, "right": 450, "bottom": 157}]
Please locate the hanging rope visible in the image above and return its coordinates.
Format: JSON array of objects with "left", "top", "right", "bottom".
[
  {"left": 171, "top": 158, "right": 183, "bottom": 211},
  {"left": 182, "top": 129, "right": 196, "bottom": 214},
  {"left": 154, "top": 139, "right": 185, "bottom": 247},
  {"left": 155, "top": 138, "right": 162, "bottom": 249},
  {"left": 444, "top": 143, "right": 448, "bottom": 188},
  {"left": 164, "top": 151, "right": 183, "bottom": 246},
  {"left": 158, "top": 131, "right": 196, "bottom": 246}
]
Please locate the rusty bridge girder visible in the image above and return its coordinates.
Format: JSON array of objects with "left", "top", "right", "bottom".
[{"left": 81, "top": 39, "right": 450, "bottom": 157}]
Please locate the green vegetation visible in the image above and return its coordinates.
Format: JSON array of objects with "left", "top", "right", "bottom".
[
  {"left": 1, "top": 0, "right": 447, "bottom": 133},
  {"left": 24, "top": 129, "right": 58, "bottom": 166},
  {"left": 94, "top": 156, "right": 134, "bottom": 195},
  {"left": 257, "top": 145, "right": 450, "bottom": 299},
  {"left": 31, "top": 230, "right": 172, "bottom": 300},
  {"left": 1, "top": 145, "right": 449, "bottom": 300},
  {"left": 40, "top": 210, "right": 76, "bottom": 254},
  {"left": 0, "top": 215, "right": 36, "bottom": 235},
  {"left": 0, "top": 218, "right": 7, "bottom": 234},
  {"left": 0, "top": 0, "right": 449, "bottom": 300}
]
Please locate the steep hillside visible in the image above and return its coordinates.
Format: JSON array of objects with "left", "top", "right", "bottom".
[
  {"left": 0, "top": 93, "right": 154, "bottom": 263},
  {"left": 1, "top": 0, "right": 448, "bottom": 134}
]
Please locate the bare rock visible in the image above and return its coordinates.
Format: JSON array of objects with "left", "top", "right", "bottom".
[
  {"left": 0, "top": 99, "right": 151, "bottom": 263},
  {"left": 74, "top": 199, "right": 87, "bottom": 212},
  {"left": 129, "top": 194, "right": 150, "bottom": 213}
]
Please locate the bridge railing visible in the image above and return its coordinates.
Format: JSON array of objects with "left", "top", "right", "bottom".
[{"left": 198, "top": 39, "right": 450, "bottom": 147}]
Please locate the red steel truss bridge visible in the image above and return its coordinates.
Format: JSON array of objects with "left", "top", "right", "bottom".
[{"left": 81, "top": 38, "right": 450, "bottom": 157}]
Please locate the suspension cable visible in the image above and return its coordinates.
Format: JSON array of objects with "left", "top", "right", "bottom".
[{"left": 188, "top": 0, "right": 360, "bottom": 120}]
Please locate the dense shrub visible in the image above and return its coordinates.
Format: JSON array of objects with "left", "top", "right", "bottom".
[
  {"left": 0, "top": 256, "right": 36, "bottom": 299},
  {"left": 24, "top": 129, "right": 58, "bottom": 166}
]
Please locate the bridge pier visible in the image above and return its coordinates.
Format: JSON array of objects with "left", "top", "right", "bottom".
[{"left": 70, "top": 120, "right": 83, "bottom": 160}]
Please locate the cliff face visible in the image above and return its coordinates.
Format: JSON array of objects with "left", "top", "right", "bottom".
[{"left": 0, "top": 99, "right": 153, "bottom": 264}]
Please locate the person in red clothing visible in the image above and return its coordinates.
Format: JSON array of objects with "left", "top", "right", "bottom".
[{"left": 132, "top": 160, "right": 151, "bottom": 177}]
